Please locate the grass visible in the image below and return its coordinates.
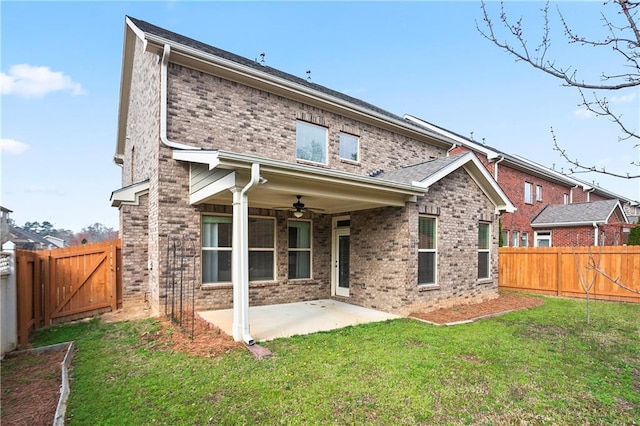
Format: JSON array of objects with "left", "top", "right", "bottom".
[{"left": 33, "top": 296, "right": 639, "bottom": 425}]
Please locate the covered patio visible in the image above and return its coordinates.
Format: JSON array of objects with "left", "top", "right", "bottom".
[{"left": 198, "top": 299, "right": 400, "bottom": 342}]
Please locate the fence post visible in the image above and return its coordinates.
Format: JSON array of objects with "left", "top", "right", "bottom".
[
  {"left": 556, "top": 248, "right": 563, "bottom": 296},
  {"left": 110, "top": 240, "right": 117, "bottom": 312},
  {"left": 1, "top": 242, "right": 18, "bottom": 355}
]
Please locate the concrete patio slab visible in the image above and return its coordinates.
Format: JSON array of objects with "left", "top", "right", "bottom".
[{"left": 198, "top": 299, "right": 400, "bottom": 342}]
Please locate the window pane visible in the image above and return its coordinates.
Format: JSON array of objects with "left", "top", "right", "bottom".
[
  {"left": 524, "top": 182, "right": 532, "bottom": 204},
  {"left": 249, "top": 218, "right": 274, "bottom": 248},
  {"left": 202, "top": 218, "right": 232, "bottom": 248},
  {"left": 478, "top": 223, "right": 490, "bottom": 249},
  {"left": 511, "top": 231, "right": 519, "bottom": 247},
  {"left": 202, "top": 250, "right": 231, "bottom": 283},
  {"left": 478, "top": 252, "right": 489, "bottom": 279},
  {"left": 536, "top": 185, "right": 542, "bottom": 201},
  {"left": 502, "top": 230, "right": 509, "bottom": 247},
  {"left": 288, "top": 251, "right": 310, "bottom": 279},
  {"left": 521, "top": 233, "right": 528, "bottom": 247},
  {"left": 249, "top": 251, "right": 274, "bottom": 281},
  {"left": 418, "top": 252, "right": 435, "bottom": 284},
  {"left": 419, "top": 217, "right": 436, "bottom": 250},
  {"left": 296, "top": 121, "right": 327, "bottom": 163},
  {"left": 339, "top": 133, "right": 359, "bottom": 161},
  {"left": 289, "top": 221, "right": 310, "bottom": 248}
]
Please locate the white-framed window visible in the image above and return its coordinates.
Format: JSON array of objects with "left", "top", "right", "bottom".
[
  {"left": 535, "top": 231, "right": 552, "bottom": 247},
  {"left": 511, "top": 231, "right": 519, "bottom": 247},
  {"left": 524, "top": 182, "right": 533, "bottom": 204},
  {"left": 418, "top": 216, "right": 437, "bottom": 285},
  {"left": 288, "top": 220, "right": 312, "bottom": 279},
  {"left": 563, "top": 193, "right": 569, "bottom": 204},
  {"left": 502, "top": 229, "right": 509, "bottom": 247},
  {"left": 339, "top": 132, "right": 359, "bottom": 162},
  {"left": 296, "top": 121, "right": 327, "bottom": 164},
  {"left": 201, "top": 215, "right": 276, "bottom": 284},
  {"left": 248, "top": 217, "right": 276, "bottom": 281},
  {"left": 536, "top": 185, "right": 543, "bottom": 201},
  {"left": 521, "top": 232, "right": 529, "bottom": 247},
  {"left": 478, "top": 222, "right": 491, "bottom": 280},
  {"left": 202, "top": 216, "right": 233, "bottom": 283}
]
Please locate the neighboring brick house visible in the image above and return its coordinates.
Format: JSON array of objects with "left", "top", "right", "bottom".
[
  {"left": 404, "top": 116, "right": 639, "bottom": 247},
  {"left": 531, "top": 200, "right": 629, "bottom": 246},
  {"left": 110, "top": 17, "right": 514, "bottom": 342}
]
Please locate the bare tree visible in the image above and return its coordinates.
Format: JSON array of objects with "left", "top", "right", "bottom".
[{"left": 478, "top": 0, "right": 640, "bottom": 179}]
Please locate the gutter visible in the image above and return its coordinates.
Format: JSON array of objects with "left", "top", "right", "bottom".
[{"left": 584, "top": 187, "right": 595, "bottom": 202}]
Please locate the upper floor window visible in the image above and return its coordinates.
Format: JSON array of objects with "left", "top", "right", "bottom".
[
  {"left": 563, "top": 193, "right": 569, "bottom": 204},
  {"left": 511, "top": 231, "right": 519, "bottom": 247},
  {"left": 478, "top": 223, "right": 491, "bottom": 280},
  {"left": 296, "top": 121, "right": 327, "bottom": 164},
  {"left": 288, "top": 220, "right": 312, "bottom": 279},
  {"left": 536, "top": 185, "right": 543, "bottom": 201},
  {"left": 524, "top": 182, "right": 533, "bottom": 204},
  {"left": 521, "top": 232, "right": 529, "bottom": 247},
  {"left": 418, "top": 216, "right": 437, "bottom": 285},
  {"left": 339, "top": 132, "right": 359, "bottom": 162},
  {"left": 502, "top": 229, "right": 509, "bottom": 247}
]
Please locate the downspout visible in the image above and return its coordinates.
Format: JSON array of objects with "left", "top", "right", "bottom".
[
  {"left": 160, "top": 45, "right": 200, "bottom": 150},
  {"left": 593, "top": 222, "right": 599, "bottom": 246},
  {"left": 585, "top": 187, "right": 595, "bottom": 202},
  {"left": 446, "top": 143, "right": 457, "bottom": 157},
  {"left": 493, "top": 155, "right": 505, "bottom": 181},
  {"left": 570, "top": 185, "right": 578, "bottom": 203},
  {"left": 232, "top": 163, "right": 262, "bottom": 345}
]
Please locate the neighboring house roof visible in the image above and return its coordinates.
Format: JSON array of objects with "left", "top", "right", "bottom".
[
  {"left": 531, "top": 199, "right": 628, "bottom": 228},
  {"left": 404, "top": 114, "right": 639, "bottom": 205},
  {"left": 9, "top": 226, "right": 58, "bottom": 249},
  {"left": 117, "top": 17, "right": 455, "bottom": 159},
  {"left": 378, "top": 152, "right": 516, "bottom": 213},
  {"left": 1, "top": 206, "right": 13, "bottom": 214}
]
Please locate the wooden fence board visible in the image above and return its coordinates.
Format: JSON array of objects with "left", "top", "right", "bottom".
[
  {"left": 499, "top": 246, "right": 640, "bottom": 303},
  {"left": 15, "top": 240, "right": 121, "bottom": 345}
]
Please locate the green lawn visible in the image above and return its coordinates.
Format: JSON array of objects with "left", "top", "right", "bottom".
[{"left": 33, "top": 296, "right": 639, "bottom": 425}]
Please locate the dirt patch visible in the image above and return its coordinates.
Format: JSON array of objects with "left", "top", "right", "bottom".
[
  {"left": 410, "top": 293, "right": 545, "bottom": 325},
  {"left": 1, "top": 345, "right": 69, "bottom": 426}
]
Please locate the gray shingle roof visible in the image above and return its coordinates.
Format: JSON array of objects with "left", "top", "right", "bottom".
[
  {"left": 531, "top": 199, "right": 624, "bottom": 226},
  {"left": 377, "top": 153, "right": 467, "bottom": 185},
  {"left": 127, "top": 16, "right": 408, "bottom": 125}
]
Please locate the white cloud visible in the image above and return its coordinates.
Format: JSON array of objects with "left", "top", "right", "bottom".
[
  {"left": 0, "top": 138, "right": 30, "bottom": 154},
  {"left": 0, "top": 64, "right": 85, "bottom": 98},
  {"left": 610, "top": 92, "right": 637, "bottom": 103},
  {"left": 573, "top": 108, "right": 595, "bottom": 119}
]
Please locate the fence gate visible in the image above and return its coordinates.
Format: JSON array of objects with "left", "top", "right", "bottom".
[{"left": 15, "top": 239, "right": 122, "bottom": 345}]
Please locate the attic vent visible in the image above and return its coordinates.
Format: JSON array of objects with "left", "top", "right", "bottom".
[{"left": 369, "top": 169, "right": 384, "bottom": 178}]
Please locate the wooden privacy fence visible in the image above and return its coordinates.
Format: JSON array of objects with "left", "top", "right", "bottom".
[
  {"left": 499, "top": 246, "right": 640, "bottom": 303},
  {"left": 16, "top": 239, "right": 122, "bottom": 345}
]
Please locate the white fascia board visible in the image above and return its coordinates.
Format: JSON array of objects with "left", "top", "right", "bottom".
[
  {"left": 531, "top": 221, "right": 605, "bottom": 228},
  {"left": 415, "top": 152, "right": 515, "bottom": 213},
  {"left": 404, "top": 115, "right": 499, "bottom": 159},
  {"left": 606, "top": 201, "right": 629, "bottom": 224},
  {"left": 110, "top": 180, "right": 150, "bottom": 207},
  {"left": 215, "top": 150, "right": 425, "bottom": 196},
  {"left": 173, "top": 150, "right": 220, "bottom": 170}
]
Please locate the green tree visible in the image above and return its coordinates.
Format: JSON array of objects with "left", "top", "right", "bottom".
[{"left": 628, "top": 218, "right": 640, "bottom": 245}]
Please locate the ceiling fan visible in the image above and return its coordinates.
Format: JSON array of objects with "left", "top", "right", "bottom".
[{"left": 273, "top": 195, "right": 324, "bottom": 217}]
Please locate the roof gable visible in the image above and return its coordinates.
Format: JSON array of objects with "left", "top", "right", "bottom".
[
  {"left": 378, "top": 152, "right": 515, "bottom": 213},
  {"left": 531, "top": 199, "right": 628, "bottom": 227}
]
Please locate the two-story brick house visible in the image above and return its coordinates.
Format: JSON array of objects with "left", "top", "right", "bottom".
[
  {"left": 404, "top": 116, "right": 638, "bottom": 247},
  {"left": 110, "top": 17, "right": 514, "bottom": 342}
]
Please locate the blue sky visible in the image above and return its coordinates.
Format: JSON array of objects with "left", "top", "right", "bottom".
[{"left": 2, "top": 1, "right": 639, "bottom": 232}]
